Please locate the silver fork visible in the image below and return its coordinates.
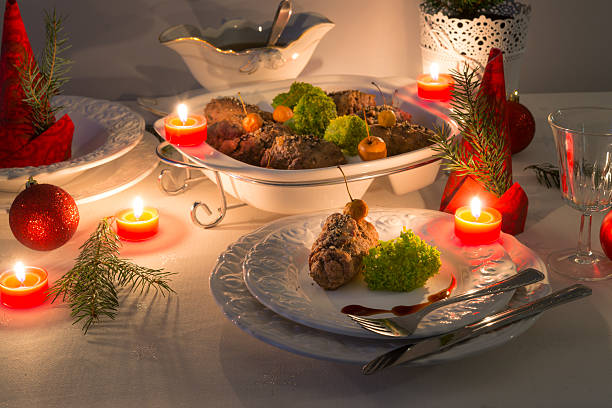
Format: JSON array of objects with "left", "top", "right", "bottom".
[{"left": 349, "top": 268, "right": 545, "bottom": 338}]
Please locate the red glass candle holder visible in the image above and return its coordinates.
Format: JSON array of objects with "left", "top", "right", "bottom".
[
  {"left": 164, "top": 114, "right": 207, "bottom": 146},
  {"left": 115, "top": 207, "right": 159, "bottom": 241},
  {"left": 417, "top": 73, "right": 454, "bottom": 101},
  {"left": 0, "top": 266, "right": 48, "bottom": 308},
  {"left": 454, "top": 206, "right": 502, "bottom": 245}
]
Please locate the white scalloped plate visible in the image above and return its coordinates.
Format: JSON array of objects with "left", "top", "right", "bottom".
[
  {"left": 0, "top": 132, "right": 159, "bottom": 212},
  {"left": 243, "top": 209, "right": 518, "bottom": 339},
  {"left": 0, "top": 95, "right": 144, "bottom": 192},
  {"left": 210, "top": 209, "right": 551, "bottom": 365}
]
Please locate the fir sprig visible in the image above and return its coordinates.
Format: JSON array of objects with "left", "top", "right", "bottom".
[
  {"left": 48, "top": 218, "right": 175, "bottom": 334},
  {"left": 421, "top": 0, "right": 505, "bottom": 19},
  {"left": 16, "top": 9, "right": 73, "bottom": 136},
  {"left": 430, "top": 65, "right": 511, "bottom": 197}
]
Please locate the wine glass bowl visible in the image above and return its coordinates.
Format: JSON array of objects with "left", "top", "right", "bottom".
[{"left": 548, "top": 107, "right": 612, "bottom": 280}]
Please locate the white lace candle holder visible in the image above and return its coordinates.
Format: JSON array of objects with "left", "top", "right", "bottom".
[{"left": 419, "top": 1, "right": 531, "bottom": 96}]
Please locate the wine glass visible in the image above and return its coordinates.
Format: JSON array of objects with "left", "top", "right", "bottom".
[{"left": 548, "top": 107, "right": 612, "bottom": 280}]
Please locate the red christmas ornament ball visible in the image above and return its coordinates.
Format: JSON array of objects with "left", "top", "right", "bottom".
[
  {"left": 9, "top": 180, "right": 79, "bottom": 251},
  {"left": 601, "top": 210, "right": 612, "bottom": 260},
  {"left": 507, "top": 97, "right": 536, "bottom": 155}
]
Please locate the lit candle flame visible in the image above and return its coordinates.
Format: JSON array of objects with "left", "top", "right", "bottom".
[
  {"left": 430, "top": 63, "right": 440, "bottom": 81},
  {"left": 177, "top": 103, "right": 188, "bottom": 124},
  {"left": 470, "top": 197, "right": 482, "bottom": 220},
  {"left": 14, "top": 261, "right": 25, "bottom": 284},
  {"left": 133, "top": 197, "right": 144, "bottom": 220}
]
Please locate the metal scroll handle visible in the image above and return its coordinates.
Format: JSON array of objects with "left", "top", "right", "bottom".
[{"left": 156, "top": 143, "right": 245, "bottom": 228}]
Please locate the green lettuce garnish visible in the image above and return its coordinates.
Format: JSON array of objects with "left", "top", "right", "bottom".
[{"left": 363, "top": 228, "right": 442, "bottom": 291}]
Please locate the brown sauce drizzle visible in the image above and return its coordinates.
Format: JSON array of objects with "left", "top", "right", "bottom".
[{"left": 341, "top": 275, "right": 457, "bottom": 317}]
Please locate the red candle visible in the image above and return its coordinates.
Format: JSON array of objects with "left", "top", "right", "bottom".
[
  {"left": 115, "top": 197, "right": 159, "bottom": 241},
  {"left": 0, "top": 262, "right": 48, "bottom": 308},
  {"left": 417, "top": 63, "right": 454, "bottom": 101},
  {"left": 164, "top": 103, "right": 207, "bottom": 146},
  {"left": 454, "top": 197, "right": 502, "bottom": 245}
]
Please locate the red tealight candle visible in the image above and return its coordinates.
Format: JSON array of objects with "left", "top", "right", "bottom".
[
  {"left": 417, "top": 63, "right": 454, "bottom": 101},
  {"left": 454, "top": 197, "right": 502, "bottom": 245},
  {"left": 164, "top": 103, "right": 207, "bottom": 146},
  {"left": 0, "top": 262, "right": 48, "bottom": 308},
  {"left": 115, "top": 197, "right": 159, "bottom": 241}
]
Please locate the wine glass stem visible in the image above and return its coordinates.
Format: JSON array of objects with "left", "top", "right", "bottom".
[{"left": 576, "top": 213, "right": 594, "bottom": 263}]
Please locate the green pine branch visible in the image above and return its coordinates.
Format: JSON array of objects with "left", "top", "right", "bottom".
[
  {"left": 48, "top": 218, "right": 175, "bottom": 334},
  {"left": 16, "top": 9, "right": 72, "bottom": 136},
  {"left": 430, "top": 65, "right": 512, "bottom": 197},
  {"left": 421, "top": 0, "right": 505, "bottom": 18}
]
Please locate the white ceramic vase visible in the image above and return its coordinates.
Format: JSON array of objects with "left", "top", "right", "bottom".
[{"left": 419, "top": 1, "right": 531, "bottom": 95}]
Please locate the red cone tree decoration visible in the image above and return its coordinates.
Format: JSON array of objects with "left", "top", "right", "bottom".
[
  {"left": 0, "top": 1, "right": 73, "bottom": 168},
  {"left": 431, "top": 48, "right": 529, "bottom": 235}
]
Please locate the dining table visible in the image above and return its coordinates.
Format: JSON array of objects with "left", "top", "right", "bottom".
[{"left": 1, "top": 89, "right": 611, "bottom": 408}]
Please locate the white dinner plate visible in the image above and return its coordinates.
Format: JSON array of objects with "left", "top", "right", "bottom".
[
  {"left": 210, "top": 209, "right": 551, "bottom": 365},
  {"left": 0, "top": 132, "right": 159, "bottom": 212},
  {"left": 0, "top": 95, "right": 144, "bottom": 192},
  {"left": 243, "top": 209, "right": 518, "bottom": 339}
]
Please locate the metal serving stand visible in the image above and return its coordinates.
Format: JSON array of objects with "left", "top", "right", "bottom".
[{"left": 155, "top": 141, "right": 441, "bottom": 229}]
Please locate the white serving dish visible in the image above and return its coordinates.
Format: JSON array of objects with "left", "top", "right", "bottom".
[
  {"left": 154, "top": 75, "right": 456, "bottom": 214},
  {"left": 0, "top": 96, "right": 144, "bottom": 192},
  {"left": 159, "top": 12, "right": 334, "bottom": 91}
]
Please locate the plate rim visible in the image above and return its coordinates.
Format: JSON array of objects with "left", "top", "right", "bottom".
[{"left": 0, "top": 132, "right": 159, "bottom": 211}]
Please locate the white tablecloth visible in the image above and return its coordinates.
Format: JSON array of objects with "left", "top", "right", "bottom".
[{"left": 1, "top": 92, "right": 611, "bottom": 407}]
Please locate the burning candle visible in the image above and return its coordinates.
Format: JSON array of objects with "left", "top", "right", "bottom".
[
  {"left": 454, "top": 197, "right": 502, "bottom": 245},
  {"left": 417, "top": 63, "right": 454, "bottom": 101},
  {"left": 115, "top": 197, "right": 159, "bottom": 241},
  {"left": 164, "top": 103, "right": 207, "bottom": 146},
  {"left": 0, "top": 261, "right": 49, "bottom": 308}
]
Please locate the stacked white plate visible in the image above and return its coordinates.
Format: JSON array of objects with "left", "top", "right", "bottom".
[
  {"left": 210, "top": 208, "right": 551, "bottom": 365},
  {"left": 0, "top": 96, "right": 158, "bottom": 211}
]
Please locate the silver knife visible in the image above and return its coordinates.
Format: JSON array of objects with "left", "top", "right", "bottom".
[{"left": 362, "top": 284, "right": 592, "bottom": 375}]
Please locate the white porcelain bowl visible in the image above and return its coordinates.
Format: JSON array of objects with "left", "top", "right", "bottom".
[
  {"left": 159, "top": 12, "right": 334, "bottom": 91},
  {"left": 154, "top": 75, "right": 456, "bottom": 214}
]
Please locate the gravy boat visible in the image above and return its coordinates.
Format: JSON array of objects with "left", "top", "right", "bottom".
[{"left": 159, "top": 12, "right": 334, "bottom": 91}]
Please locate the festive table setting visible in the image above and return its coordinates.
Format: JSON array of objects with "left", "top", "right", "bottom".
[{"left": 1, "top": 0, "right": 612, "bottom": 407}]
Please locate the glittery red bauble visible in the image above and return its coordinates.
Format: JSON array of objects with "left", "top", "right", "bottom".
[
  {"left": 601, "top": 210, "right": 612, "bottom": 260},
  {"left": 508, "top": 100, "right": 535, "bottom": 154},
  {"left": 9, "top": 181, "right": 79, "bottom": 251}
]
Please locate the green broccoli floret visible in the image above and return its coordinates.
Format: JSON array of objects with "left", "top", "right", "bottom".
[
  {"left": 293, "top": 92, "right": 337, "bottom": 137},
  {"left": 272, "top": 82, "right": 326, "bottom": 109},
  {"left": 324, "top": 115, "right": 368, "bottom": 156},
  {"left": 363, "top": 228, "right": 442, "bottom": 292}
]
